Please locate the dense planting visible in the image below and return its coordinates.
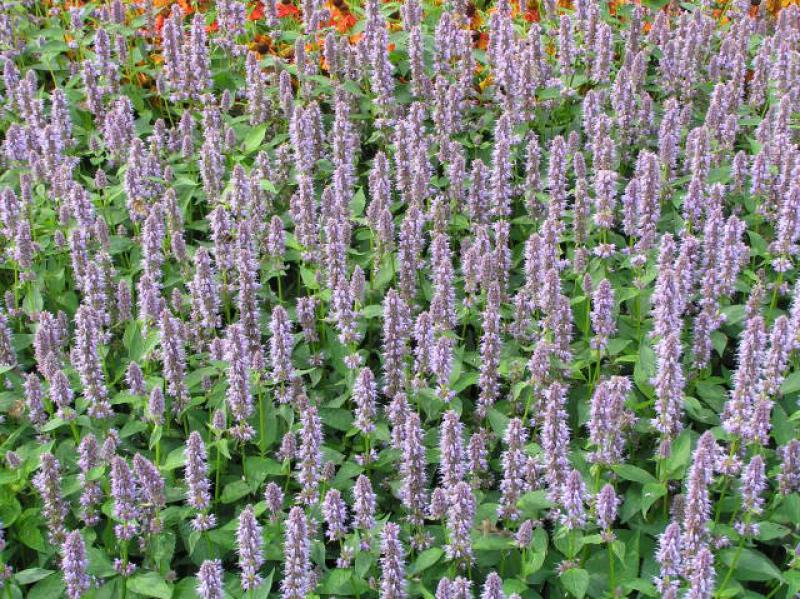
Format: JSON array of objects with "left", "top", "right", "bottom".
[{"left": 1, "top": 0, "right": 800, "bottom": 597}]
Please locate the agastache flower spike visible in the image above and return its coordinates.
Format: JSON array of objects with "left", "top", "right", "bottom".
[
  {"left": 110, "top": 456, "right": 139, "bottom": 541},
  {"left": 77, "top": 435, "right": 103, "bottom": 525},
  {"left": 382, "top": 289, "right": 412, "bottom": 398},
  {"left": 652, "top": 332, "right": 685, "bottom": 457},
  {"left": 296, "top": 404, "right": 323, "bottom": 504},
  {"left": 24, "top": 373, "right": 46, "bottom": 427},
  {"left": 380, "top": 522, "right": 407, "bottom": 599},
  {"left": 400, "top": 411, "right": 428, "bottom": 524},
  {"left": 682, "top": 432, "right": 718, "bottom": 558},
  {"left": 72, "top": 304, "right": 112, "bottom": 419},
  {"left": 739, "top": 455, "right": 766, "bottom": 516},
  {"left": 481, "top": 572, "right": 505, "bottom": 599},
  {"left": 439, "top": 410, "right": 466, "bottom": 490},
  {"left": 445, "top": 481, "right": 476, "bottom": 565},
  {"left": 237, "top": 505, "right": 264, "bottom": 591},
  {"left": 590, "top": 279, "right": 616, "bottom": 351},
  {"left": 353, "top": 367, "right": 377, "bottom": 434},
  {"left": 185, "top": 431, "right": 216, "bottom": 531},
  {"left": 541, "top": 382, "right": 571, "bottom": 498},
  {"left": 588, "top": 376, "right": 633, "bottom": 465},
  {"left": 722, "top": 314, "right": 765, "bottom": 441},
  {"left": 189, "top": 248, "right": 220, "bottom": 336},
  {"left": 32, "top": 453, "right": 67, "bottom": 544},
  {"left": 197, "top": 560, "right": 225, "bottom": 599},
  {"left": 322, "top": 489, "right": 349, "bottom": 541},
  {"left": 225, "top": 324, "right": 255, "bottom": 441},
  {"left": 779, "top": 440, "right": 800, "bottom": 494},
  {"left": 269, "top": 306, "right": 294, "bottom": 383},
  {"left": 559, "top": 469, "right": 587, "bottom": 530},
  {"left": 133, "top": 454, "right": 165, "bottom": 535},
  {"left": 595, "top": 483, "right": 619, "bottom": 535},
  {"left": 655, "top": 522, "right": 682, "bottom": 597},
  {"left": 353, "top": 474, "right": 377, "bottom": 535},
  {"left": 160, "top": 308, "right": 189, "bottom": 413},
  {"left": 498, "top": 418, "right": 529, "bottom": 521},
  {"left": 685, "top": 545, "right": 715, "bottom": 599},
  {"left": 282, "top": 506, "right": 311, "bottom": 599},
  {"left": 62, "top": 531, "right": 91, "bottom": 599},
  {"left": 478, "top": 283, "right": 502, "bottom": 418}
]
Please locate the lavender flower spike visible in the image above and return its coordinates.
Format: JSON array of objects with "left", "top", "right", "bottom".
[
  {"left": 282, "top": 506, "right": 311, "bottom": 599},
  {"left": 185, "top": 431, "right": 216, "bottom": 531},
  {"left": 380, "top": 522, "right": 407, "bottom": 599},
  {"left": 237, "top": 505, "right": 264, "bottom": 591},
  {"left": 62, "top": 531, "right": 91, "bottom": 599},
  {"left": 197, "top": 560, "right": 225, "bottom": 599}
]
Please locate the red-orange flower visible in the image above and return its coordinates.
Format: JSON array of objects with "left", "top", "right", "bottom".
[
  {"left": 524, "top": 5, "right": 540, "bottom": 21},
  {"left": 249, "top": 1, "right": 264, "bottom": 20},
  {"left": 277, "top": 2, "right": 301, "bottom": 19}
]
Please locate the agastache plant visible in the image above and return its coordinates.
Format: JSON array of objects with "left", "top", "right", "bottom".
[{"left": 1, "top": 1, "right": 800, "bottom": 597}]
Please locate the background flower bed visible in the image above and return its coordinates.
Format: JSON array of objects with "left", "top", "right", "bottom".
[{"left": 0, "top": 0, "right": 799, "bottom": 598}]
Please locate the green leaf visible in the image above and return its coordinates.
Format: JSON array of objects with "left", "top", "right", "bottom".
[
  {"left": 87, "top": 547, "right": 116, "bottom": 578},
  {"left": 16, "top": 513, "right": 46, "bottom": 552},
  {"left": 244, "top": 123, "right": 267, "bottom": 154},
  {"left": 350, "top": 187, "right": 366, "bottom": 218},
  {"left": 641, "top": 482, "right": 667, "bottom": 516},
  {"left": 710, "top": 330, "right": 727, "bottom": 357},
  {"left": 486, "top": 408, "right": 510, "bottom": 437},
  {"left": 410, "top": 547, "right": 443, "bottom": 574},
  {"left": 633, "top": 343, "right": 656, "bottom": 396},
  {"left": 27, "top": 573, "right": 64, "bottom": 599},
  {"left": 560, "top": 568, "right": 589, "bottom": 599},
  {"left": 319, "top": 408, "right": 353, "bottom": 432},
  {"left": 611, "top": 464, "right": 657, "bottom": 485},
  {"left": 318, "top": 569, "right": 353, "bottom": 594},
  {"left": 756, "top": 522, "right": 790, "bottom": 541},
  {"left": 127, "top": 572, "right": 173, "bottom": 599},
  {"left": 22, "top": 285, "right": 43, "bottom": 316},
  {"left": 221, "top": 480, "right": 251, "bottom": 504},
  {"left": 665, "top": 429, "right": 692, "bottom": 475},
  {"left": 719, "top": 548, "right": 785, "bottom": 582},
  {"left": 162, "top": 446, "right": 186, "bottom": 471},
  {"left": 518, "top": 490, "right": 553, "bottom": 516},
  {"left": 123, "top": 320, "right": 146, "bottom": 363},
  {"left": 14, "top": 568, "right": 54, "bottom": 585},
  {"left": 623, "top": 578, "right": 658, "bottom": 597},
  {"left": 772, "top": 404, "right": 795, "bottom": 446},
  {"left": 473, "top": 533, "right": 514, "bottom": 551}
]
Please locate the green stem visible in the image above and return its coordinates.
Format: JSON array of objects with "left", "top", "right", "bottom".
[
  {"left": 214, "top": 440, "right": 222, "bottom": 503},
  {"left": 771, "top": 270, "right": 784, "bottom": 311},
  {"left": 259, "top": 391, "right": 266, "bottom": 457},
  {"left": 607, "top": 541, "right": 616, "bottom": 596},
  {"left": 716, "top": 538, "right": 744, "bottom": 596}
]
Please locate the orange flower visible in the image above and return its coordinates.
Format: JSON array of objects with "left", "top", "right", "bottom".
[
  {"left": 524, "top": 5, "right": 540, "bottom": 21},
  {"left": 249, "top": 1, "right": 265, "bottom": 20},
  {"left": 326, "top": 3, "right": 357, "bottom": 33},
  {"left": 475, "top": 31, "right": 489, "bottom": 50},
  {"left": 277, "top": 2, "right": 301, "bottom": 19},
  {"left": 206, "top": 19, "right": 219, "bottom": 32},
  {"left": 176, "top": 0, "right": 194, "bottom": 15}
]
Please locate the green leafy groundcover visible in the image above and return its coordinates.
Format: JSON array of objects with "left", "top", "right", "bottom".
[{"left": 0, "top": 0, "right": 799, "bottom": 597}]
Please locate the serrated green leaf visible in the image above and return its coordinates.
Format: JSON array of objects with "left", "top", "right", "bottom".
[
  {"left": 611, "top": 464, "right": 657, "bottom": 485},
  {"left": 560, "top": 568, "right": 589, "bottom": 599},
  {"left": 127, "top": 572, "right": 173, "bottom": 599}
]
